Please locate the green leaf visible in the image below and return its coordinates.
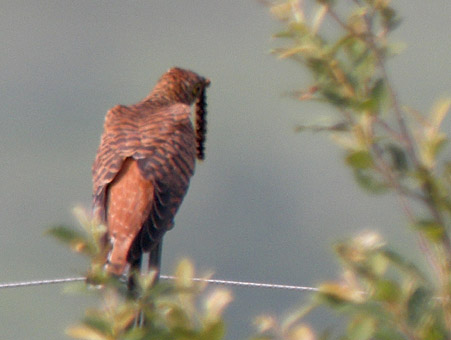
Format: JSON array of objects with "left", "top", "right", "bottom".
[
  {"left": 422, "top": 320, "right": 449, "bottom": 340},
  {"left": 272, "top": 30, "right": 295, "bottom": 39},
  {"left": 381, "top": 6, "right": 402, "bottom": 31},
  {"left": 47, "top": 225, "right": 85, "bottom": 244},
  {"left": 385, "top": 144, "right": 408, "bottom": 172},
  {"left": 83, "top": 315, "right": 112, "bottom": 336},
  {"left": 348, "top": 316, "right": 376, "bottom": 340},
  {"left": 356, "top": 79, "right": 387, "bottom": 113},
  {"left": 322, "top": 88, "right": 350, "bottom": 107},
  {"left": 374, "top": 327, "right": 406, "bottom": 340},
  {"left": 202, "top": 321, "right": 226, "bottom": 340},
  {"left": 353, "top": 169, "right": 388, "bottom": 194},
  {"left": 346, "top": 150, "right": 373, "bottom": 169},
  {"left": 430, "top": 98, "right": 451, "bottom": 129},
  {"left": 66, "top": 326, "right": 107, "bottom": 340},
  {"left": 381, "top": 249, "right": 426, "bottom": 281},
  {"left": 317, "top": 282, "right": 364, "bottom": 306},
  {"left": 329, "top": 34, "right": 354, "bottom": 56},
  {"left": 277, "top": 46, "right": 314, "bottom": 59},
  {"left": 113, "top": 308, "right": 139, "bottom": 334},
  {"left": 430, "top": 135, "right": 448, "bottom": 159},
  {"left": 47, "top": 225, "right": 96, "bottom": 256},
  {"left": 407, "top": 286, "right": 431, "bottom": 326},
  {"left": 412, "top": 219, "right": 445, "bottom": 241},
  {"left": 287, "top": 22, "right": 309, "bottom": 35},
  {"left": 444, "top": 162, "right": 451, "bottom": 186},
  {"left": 385, "top": 42, "right": 407, "bottom": 57},
  {"left": 370, "top": 78, "right": 387, "bottom": 111},
  {"left": 373, "top": 280, "right": 400, "bottom": 303}
]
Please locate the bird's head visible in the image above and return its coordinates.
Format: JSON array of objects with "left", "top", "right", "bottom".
[
  {"left": 157, "top": 67, "right": 210, "bottom": 105},
  {"left": 150, "top": 67, "right": 210, "bottom": 160}
]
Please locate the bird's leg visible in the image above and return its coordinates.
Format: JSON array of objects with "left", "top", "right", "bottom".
[
  {"left": 127, "top": 255, "right": 142, "bottom": 296},
  {"left": 131, "top": 243, "right": 162, "bottom": 328},
  {"left": 148, "top": 241, "right": 162, "bottom": 280}
]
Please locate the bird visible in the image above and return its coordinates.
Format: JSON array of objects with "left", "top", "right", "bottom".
[{"left": 92, "top": 67, "right": 210, "bottom": 281}]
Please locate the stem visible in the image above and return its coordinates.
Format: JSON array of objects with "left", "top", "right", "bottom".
[
  {"left": 370, "top": 142, "right": 442, "bottom": 277},
  {"left": 359, "top": 3, "right": 451, "bottom": 272}
]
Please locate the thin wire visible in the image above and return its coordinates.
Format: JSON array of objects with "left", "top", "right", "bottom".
[
  {"left": 0, "top": 275, "right": 318, "bottom": 292},
  {"left": 0, "top": 277, "right": 85, "bottom": 289},
  {"left": 162, "top": 275, "right": 319, "bottom": 292}
]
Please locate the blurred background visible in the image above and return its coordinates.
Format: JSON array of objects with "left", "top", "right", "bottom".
[{"left": 1, "top": 1, "right": 450, "bottom": 339}]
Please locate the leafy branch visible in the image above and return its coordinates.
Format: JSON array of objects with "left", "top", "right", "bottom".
[
  {"left": 48, "top": 208, "right": 232, "bottom": 340},
  {"left": 255, "top": 0, "right": 451, "bottom": 338}
]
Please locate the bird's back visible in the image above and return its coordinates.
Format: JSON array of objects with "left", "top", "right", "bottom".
[{"left": 93, "top": 102, "right": 197, "bottom": 274}]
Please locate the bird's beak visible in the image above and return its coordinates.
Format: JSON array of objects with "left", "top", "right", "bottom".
[{"left": 204, "top": 78, "right": 211, "bottom": 87}]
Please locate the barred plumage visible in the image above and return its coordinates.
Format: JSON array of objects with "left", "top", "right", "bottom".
[{"left": 92, "top": 67, "right": 210, "bottom": 277}]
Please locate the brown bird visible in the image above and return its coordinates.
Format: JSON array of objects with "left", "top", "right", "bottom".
[{"left": 92, "top": 67, "right": 209, "bottom": 279}]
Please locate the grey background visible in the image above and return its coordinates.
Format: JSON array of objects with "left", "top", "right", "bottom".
[{"left": 1, "top": 1, "right": 450, "bottom": 339}]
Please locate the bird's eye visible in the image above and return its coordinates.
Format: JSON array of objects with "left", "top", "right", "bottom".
[{"left": 192, "top": 83, "right": 202, "bottom": 96}]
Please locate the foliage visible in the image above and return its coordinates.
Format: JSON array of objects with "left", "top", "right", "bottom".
[
  {"left": 254, "top": 0, "right": 451, "bottom": 339},
  {"left": 253, "top": 232, "right": 449, "bottom": 340},
  {"left": 48, "top": 208, "right": 232, "bottom": 340}
]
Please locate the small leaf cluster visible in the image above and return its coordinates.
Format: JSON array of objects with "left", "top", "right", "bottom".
[
  {"left": 49, "top": 209, "right": 231, "bottom": 340},
  {"left": 48, "top": 207, "right": 110, "bottom": 283},
  {"left": 253, "top": 232, "right": 449, "bottom": 340},
  {"left": 271, "top": 0, "right": 399, "bottom": 112},
  {"left": 268, "top": 0, "right": 451, "bottom": 206}
]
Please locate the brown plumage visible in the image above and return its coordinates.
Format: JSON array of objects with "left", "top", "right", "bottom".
[{"left": 92, "top": 67, "right": 210, "bottom": 277}]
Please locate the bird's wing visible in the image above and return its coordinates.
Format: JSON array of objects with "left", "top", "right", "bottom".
[
  {"left": 93, "top": 102, "right": 197, "bottom": 241},
  {"left": 131, "top": 103, "right": 197, "bottom": 255},
  {"left": 135, "top": 103, "right": 196, "bottom": 189},
  {"left": 92, "top": 104, "right": 141, "bottom": 218}
]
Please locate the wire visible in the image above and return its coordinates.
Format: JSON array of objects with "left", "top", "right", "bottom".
[
  {"left": 0, "top": 277, "right": 85, "bottom": 289},
  {"left": 162, "top": 275, "right": 319, "bottom": 292},
  {"left": 0, "top": 275, "right": 318, "bottom": 292}
]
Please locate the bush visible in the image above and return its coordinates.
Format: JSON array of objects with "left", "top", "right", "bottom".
[{"left": 253, "top": 1, "right": 450, "bottom": 339}]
